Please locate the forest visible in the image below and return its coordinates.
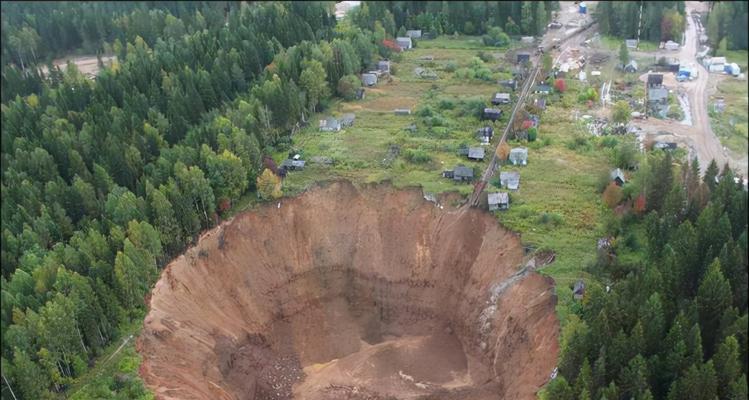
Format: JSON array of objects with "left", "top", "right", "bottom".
[
  {"left": 595, "top": 2, "right": 687, "bottom": 43},
  {"left": 1, "top": 1, "right": 747, "bottom": 399},
  {"left": 546, "top": 156, "right": 748, "bottom": 400}
]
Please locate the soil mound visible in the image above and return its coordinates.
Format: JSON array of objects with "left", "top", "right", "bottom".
[{"left": 137, "top": 181, "right": 559, "bottom": 400}]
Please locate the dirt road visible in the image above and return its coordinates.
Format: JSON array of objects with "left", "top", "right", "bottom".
[{"left": 633, "top": 2, "right": 747, "bottom": 176}]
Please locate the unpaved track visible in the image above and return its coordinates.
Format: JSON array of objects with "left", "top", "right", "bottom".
[
  {"left": 633, "top": 2, "right": 747, "bottom": 176},
  {"left": 137, "top": 181, "right": 559, "bottom": 400}
]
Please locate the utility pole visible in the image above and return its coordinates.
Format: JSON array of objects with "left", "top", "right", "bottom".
[{"left": 636, "top": 1, "right": 644, "bottom": 50}]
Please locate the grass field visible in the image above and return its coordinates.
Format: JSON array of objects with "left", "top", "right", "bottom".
[
  {"left": 274, "top": 38, "right": 620, "bottom": 330},
  {"left": 710, "top": 75, "right": 749, "bottom": 157}
]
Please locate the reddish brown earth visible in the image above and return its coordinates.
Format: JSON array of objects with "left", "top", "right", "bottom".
[{"left": 137, "top": 181, "right": 559, "bottom": 400}]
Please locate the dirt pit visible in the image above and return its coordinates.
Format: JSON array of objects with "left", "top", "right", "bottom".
[{"left": 137, "top": 181, "right": 559, "bottom": 400}]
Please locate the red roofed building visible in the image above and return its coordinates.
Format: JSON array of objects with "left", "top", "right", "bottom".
[{"left": 382, "top": 39, "right": 402, "bottom": 52}]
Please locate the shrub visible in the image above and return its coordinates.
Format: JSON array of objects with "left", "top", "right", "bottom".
[
  {"left": 537, "top": 212, "right": 564, "bottom": 227},
  {"left": 404, "top": 148, "right": 432, "bottom": 163},
  {"left": 336, "top": 74, "right": 361, "bottom": 100},
  {"left": 438, "top": 98, "right": 455, "bottom": 110},
  {"left": 613, "top": 141, "right": 638, "bottom": 169},
  {"left": 459, "top": 97, "right": 486, "bottom": 118},
  {"left": 554, "top": 78, "right": 567, "bottom": 93},
  {"left": 527, "top": 127, "right": 538, "bottom": 142},
  {"left": 600, "top": 136, "right": 619, "bottom": 148},
  {"left": 444, "top": 61, "right": 458, "bottom": 72},
  {"left": 477, "top": 50, "right": 494, "bottom": 63},
  {"left": 602, "top": 182, "right": 623, "bottom": 208},
  {"left": 566, "top": 134, "right": 591, "bottom": 151},
  {"left": 417, "top": 105, "right": 434, "bottom": 117}
]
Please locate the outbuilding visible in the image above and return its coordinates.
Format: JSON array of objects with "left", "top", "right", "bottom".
[
  {"left": 624, "top": 59, "right": 638, "bottom": 73},
  {"left": 319, "top": 117, "right": 341, "bottom": 132},
  {"left": 625, "top": 39, "right": 638, "bottom": 49},
  {"left": 362, "top": 73, "right": 378, "bottom": 86},
  {"left": 517, "top": 52, "right": 531, "bottom": 64},
  {"left": 610, "top": 168, "right": 626, "bottom": 186},
  {"left": 377, "top": 60, "right": 391, "bottom": 74},
  {"left": 341, "top": 113, "right": 356, "bottom": 127},
  {"left": 488, "top": 192, "right": 510, "bottom": 211},
  {"left": 573, "top": 280, "right": 585, "bottom": 300},
  {"left": 492, "top": 92, "right": 511, "bottom": 105},
  {"left": 664, "top": 40, "right": 679, "bottom": 51},
  {"left": 405, "top": 30, "right": 422, "bottom": 39},
  {"left": 482, "top": 108, "right": 502, "bottom": 121},
  {"left": 280, "top": 159, "right": 306, "bottom": 171},
  {"left": 394, "top": 108, "right": 412, "bottom": 115},
  {"left": 534, "top": 84, "right": 552, "bottom": 94}
]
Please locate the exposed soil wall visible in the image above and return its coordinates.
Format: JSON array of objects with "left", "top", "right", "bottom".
[{"left": 137, "top": 181, "right": 559, "bottom": 400}]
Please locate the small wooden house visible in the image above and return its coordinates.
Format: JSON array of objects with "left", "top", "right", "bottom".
[
  {"left": 488, "top": 192, "right": 510, "bottom": 211},
  {"left": 482, "top": 108, "right": 502, "bottom": 121},
  {"left": 500, "top": 171, "right": 520, "bottom": 190},
  {"left": 509, "top": 147, "right": 528, "bottom": 166},
  {"left": 467, "top": 147, "right": 485, "bottom": 161},
  {"left": 377, "top": 60, "right": 391, "bottom": 74},
  {"left": 396, "top": 37, "right": 413, "bottom": 50},
  {"left": 443, "top": 165, "right": 474, "bottom": 182}
]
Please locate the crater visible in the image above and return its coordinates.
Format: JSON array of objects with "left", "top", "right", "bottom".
[{"left": 137, "top": 181, "right": 559, "bottom": 400}]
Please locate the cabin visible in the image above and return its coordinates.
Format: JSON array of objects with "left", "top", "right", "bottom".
[
  {"left": 624, "top": 59, "right": 638, "bottom": 73},
  {"left": 467, "top": 147, "right": 485, "bottom": 161},
  {"left": 517, "top": 52, "right": 531, "bottom": 64},
  {"left": 492, "top": 92, "right": 511, "bottom": 105},
  {"left": 377, "top": 60, "right": 391, "bottom": 74},
  {"left": 500, "top": 171, "right": 520, "bottom": 190},
  {"left": 280, "top": 159, "right": 305, "bottom": 171},
  {"left": 509, "top": 147, "right": 528, "bottom": 166},
  {"left": 610, "top": 168, "right": 626, "bottom": 186},
  {"left": 394, "top": 108, "right": 412, "bottom": 115},
  {"left": 573, "top": 280, "right": 585, "bottom": 300},
  {"left": 396, "top": 37, "right": 413, "bottom": 50},
  {"left": 355, "top": 88, "right": 366, "bottom": 100},
  {"left": 341, "top": 113, "right": 355, "bottom": 127},
  {"left": 319, "top": 117, "right": 341, "bottom": 132},
  {"left": 362, "top": 73, "right": 378, "bottom": 86},
  {"left": 488, "top": 192, "right": 510, "bottom": 211},
  {"left": 443, "top": 165, "right": 474, "bottom": 182},
  {"left": 482, "top": 108, "right": 502, "bottom": 121},
  {"left": 405, "top": 30, "right": 422, "bottom": 39}
]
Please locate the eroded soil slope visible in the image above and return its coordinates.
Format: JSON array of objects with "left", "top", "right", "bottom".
[{"left": 137, "top": 181, "right": 559, "bottom": 400}]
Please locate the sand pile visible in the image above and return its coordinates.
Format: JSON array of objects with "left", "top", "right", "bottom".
[{"left": 137, "top": 181, "right": 559, "bottom": 400}]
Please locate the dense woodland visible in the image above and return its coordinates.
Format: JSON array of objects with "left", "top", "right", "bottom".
[
  {"left": 0, "top": 1, "right": 747, "bottom": 400},
  {"left": 547, "top": 156, "right": 748, "bottom": 400},
  {"left": 704, "top": 2, "right": 749, "bottom": 53},
  {"left": 355, "top": 1, "right": 559, "bottom": 37},
  {"left": 595, "top": 1, "right": 687, "bottom": 43}
]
